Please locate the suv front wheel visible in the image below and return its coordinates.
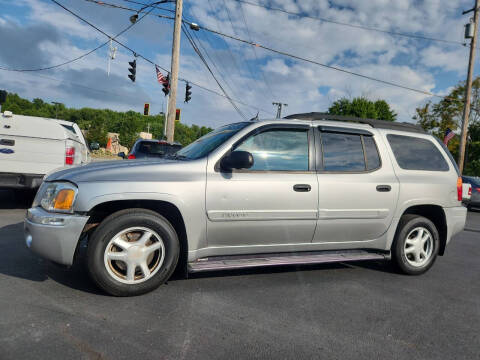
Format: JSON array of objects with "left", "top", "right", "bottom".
[
  {"left": 87, "top": 208, "right": 180, "bottom": 296},
  {"left": 392, "top": 215, "right": 439, "bottom": 275}
]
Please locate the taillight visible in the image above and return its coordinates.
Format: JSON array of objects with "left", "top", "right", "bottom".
[
  {"left": 469, "top": 187, "right": 472, "bottom": 196},
  {"left": 127, "top": 154, "right": 136, "bottom": 159},
  {"left": 65, "top": 146, "right": 75, "bottom": 165},
  {"left": 476, "top": 187, "right": 480, "bottom": 193},
  {"left": 457, "top": 177, "right": 462, "bottom": 201}
]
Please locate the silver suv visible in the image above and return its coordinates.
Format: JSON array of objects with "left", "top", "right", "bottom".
[{"left": 24, "top": 113, "right": 467, "bottom": 296}]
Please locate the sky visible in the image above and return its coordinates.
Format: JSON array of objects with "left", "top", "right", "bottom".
[{"left": 0, "top": 0, "right": 476, "bottom": 129}]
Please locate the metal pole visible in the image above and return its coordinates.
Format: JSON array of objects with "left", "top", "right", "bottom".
[
  {"left": 459, "top": 0, "right": 479, "bottom": 173},
  {"left": 164, "top": 95, "right": 169, "bottom": 138},
  {"left": 165, "top": 0, "right": 183, "bottom": 143},
  {"left": 272, "top": 102, "right": 288, "bottom": 118}
]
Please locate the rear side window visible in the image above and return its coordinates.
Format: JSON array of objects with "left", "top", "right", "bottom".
[
  {"left": 320, "top": 132, "right": 381, "bottom": 172},
  {"left": 387, "top": 134, "right": 449, "bottom": 171},
  {"left": 322, "top": 133, "right": 365, "bottom": 171}
]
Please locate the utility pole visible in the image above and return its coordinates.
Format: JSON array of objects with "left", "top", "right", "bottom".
[
  {"left": 52, "top": 102, "right": 62, "bottom": 119},
  {"left": 459, "top": 0, "right": 479, "bottom": 174},
  {"left": 272, "top": 102, "right": 288, "bottom": 118},
  {"left": 165, "top": 0, "right": 183, "bottom": 143}
]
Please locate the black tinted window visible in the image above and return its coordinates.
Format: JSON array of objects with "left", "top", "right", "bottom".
[
  {"left": 387, "top": 134, "right": 449, "bottom": 171},
  {"left": 322, "top": 132, "right": 365, "bottom": 171},
  {"left": 363, "top": 136, "right": 381, "bottom": 170},
  {"left": 138, "top": 142, "right": 168, "bottom": 155},
  {"left": 235, "top": 129, "right": 309, "bottom": 171}
]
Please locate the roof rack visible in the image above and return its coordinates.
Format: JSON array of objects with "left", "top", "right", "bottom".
[{"left": 283, "top": 112, "right": 426, "bottom": 134}]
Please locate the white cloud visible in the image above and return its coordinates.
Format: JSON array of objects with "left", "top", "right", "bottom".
[
  {"left": 0, "top": 0, "right": 475, "bottom": 128},
  {"left": 420, "top": 46, "right": 469, "bottom": 74},
  {"left": 263, "top": 59, "right": 290, "bottom": 76}
]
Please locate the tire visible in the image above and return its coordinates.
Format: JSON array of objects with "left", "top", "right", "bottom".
[
  {"left": 391, "top": 214, "right": 439, "bottom": 275},
  {"left": 87, "top": 208, "right": 180, "bottom": 296}
]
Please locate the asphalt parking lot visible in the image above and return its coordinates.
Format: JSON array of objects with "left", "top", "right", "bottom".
[{"left": 1, "top": 189, "right": 479, "bottom": 360}]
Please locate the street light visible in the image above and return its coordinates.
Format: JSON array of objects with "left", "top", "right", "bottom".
[{"left": 129, "top": 0, "right": 173, "bottom": 24}]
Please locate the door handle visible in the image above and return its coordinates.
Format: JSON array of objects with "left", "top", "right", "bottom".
[
  {"left": 293, "top": 184, "right": 311, "bottom": 192},
  {"left": 376, "top": 185, "right": 391, "bottom": 192}
]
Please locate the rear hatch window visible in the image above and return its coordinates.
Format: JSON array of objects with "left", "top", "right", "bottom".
[{"left": 138, "top": 142, "right": 181, "bottom": 156}]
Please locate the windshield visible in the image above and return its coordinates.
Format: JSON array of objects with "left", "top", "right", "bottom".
[{"left": 175, "top": 122, "right": 251, "bottom": 159}]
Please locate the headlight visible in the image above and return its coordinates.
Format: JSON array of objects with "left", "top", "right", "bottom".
[{"left": 38, "top": 182, "right": 78, "bottom": 213}]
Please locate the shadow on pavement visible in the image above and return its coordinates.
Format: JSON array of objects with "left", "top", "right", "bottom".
[
  {"left": 0, "top": 221, "right": 102, "bottom": 295},
  {"left": 0, "top": 213, "right": 396, "bottom": 295},
  {"left": 0, "top": 189, "right": 35, "bottom": 209}
]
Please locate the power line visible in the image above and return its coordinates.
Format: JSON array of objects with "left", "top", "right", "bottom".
[
  {"left": 189, "top": 29, "right": 241, "bottom": 102},
  {"left": 120, "top": 0, "right": 174, "bottom": 13},
  {"left": 232, "top": 0, "right": 467, "bottom": 46},
  {"left": 220, "top": 0, "right": 272, "bottom": 104},
  {"left": 186, "top": 19, "right": 461, "bottom": 101},
  {"left": 187, "top": 5, "right": 258, "bottom": 104},
  {"left": 88, "top": 0, "right": 464, "bottom": 103},
  {"left": 57, "top": 0, "right": 464, "bottom": 105},
  {"left": 49, "top": 0, "right": 274, "bottom": 116},
  {"left": 2, "top": 69, "right": 154, "bottom": 102},
  {"left": 205, "top": 0, "right": 257, "bottom": 96},
  {"left": 0, "top": 42, "right": 108, "bottom": 72},
  {"left": 182, "top": 23, "right": 249, "bottom": 120},
  {"left": 237, "top": 0, "right": 277, "bottom": 100},
  {"left": 0, "top": 1, "right": 153, "bottom": 72}
]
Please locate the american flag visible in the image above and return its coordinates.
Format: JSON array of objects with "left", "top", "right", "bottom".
[
  {"left": 155, "top": 65, "right": 167, "bottom": 85},
  {"left": 443, "top": 128, "right": 455, "bottom": 145}
]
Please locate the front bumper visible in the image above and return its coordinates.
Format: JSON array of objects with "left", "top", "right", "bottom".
[
  {"left": 444, "top": 206, "right": 468, "bottom": 245},
  {"left": 0, "top": 172, "right": 44, "bottom": 189},
  {"left": 24, "top": 207, "right": 89, "bottom": 266}
]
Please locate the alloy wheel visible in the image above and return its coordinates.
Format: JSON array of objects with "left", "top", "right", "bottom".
[
  {"left": 103, "top": 227, "right": 165, "bottom": 284},
  {"left": 403, "top": 226, "right": 433, "bottom": 268}
]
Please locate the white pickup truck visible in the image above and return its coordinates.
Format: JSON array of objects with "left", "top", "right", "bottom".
[{"left": 0, "top": 111, "right": 90, "bottom": 190}]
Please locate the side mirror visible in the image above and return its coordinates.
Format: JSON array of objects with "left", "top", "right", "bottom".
[
  {"left": 118, "top": 152, "right": 126, "bottom": 159},
  {"left": 221, "top": 151, "right": 254, "bottom": 170}
]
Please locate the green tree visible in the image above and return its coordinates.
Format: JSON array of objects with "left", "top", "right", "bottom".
[
  {"left": 413, "top": 77, "right": 480, "bottom": 176},
  {"left": 328, "top": 97, "right": 397, "bottom": 121},
  {"left": 1, "top": 92, "right": 212, "bottom": 150}
]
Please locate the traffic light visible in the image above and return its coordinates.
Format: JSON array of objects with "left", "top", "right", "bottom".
[
  {"left": 184, "top": 82, "right": 192, "bottom": 103},
  {"left": 175, "top": 108, "right": 181, "bottom": 122},
  {"left": 162, "top": 74, "right": 170, "bottom": 96},
  {"left": 143, "top": 103, "right": 150, "bottom": 116},
  {"left": 128, "top": 59, "right": 136, "bottom": 82}
]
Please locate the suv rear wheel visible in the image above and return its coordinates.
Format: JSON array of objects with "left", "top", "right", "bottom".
[
  {"left": 392, "top": 214, "right": 439, "bottom": 275},
  {"left": 87, "top": 209, "right": 179, "bottom": 296}
]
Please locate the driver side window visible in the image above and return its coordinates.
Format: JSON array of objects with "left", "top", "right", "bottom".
[{"left": 235, "top": 128, "right": 309, "bottom": 171}]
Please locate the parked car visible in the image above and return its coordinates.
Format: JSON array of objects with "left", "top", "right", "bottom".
[
  {"left": 0, "top": 111, "right": 90, "bottom": 191},
  {"left": 462, "top": 181, "right": 472, "bottom": 207},
  {"left": 119, "top": 139, "right": 182, "bottom": 160},
  {"left": 462, "top": 176, "right": 480, "bottom": 210},
  {"left": 25, "top": 113, "right": 467, "bottom": 296}
]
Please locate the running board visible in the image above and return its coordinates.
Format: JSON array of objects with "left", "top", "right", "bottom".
[{"left": 188, "top": 250, "right": 388, "bottom": 273}]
